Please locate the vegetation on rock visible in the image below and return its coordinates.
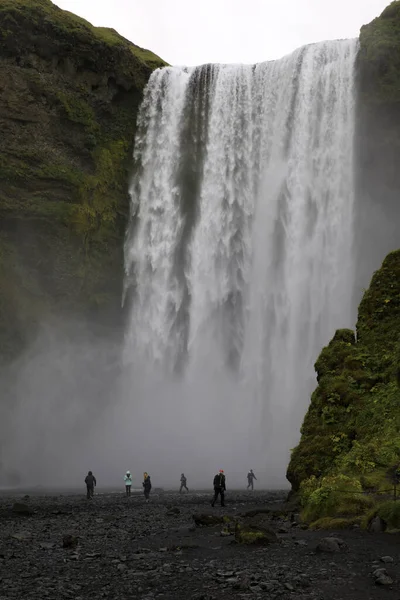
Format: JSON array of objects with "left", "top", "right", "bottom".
[
  {"left": 0, "top": 0, "right": 166, "bottom": 361},
  {"left": 287, "top": 250, "right": 400, "bottom": 523}
]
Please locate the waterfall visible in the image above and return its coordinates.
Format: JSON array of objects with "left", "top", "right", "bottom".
[{"left": 123, "top": 40, "right": 358, "bottom": 486}]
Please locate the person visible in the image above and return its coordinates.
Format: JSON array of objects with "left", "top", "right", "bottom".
[
  {"left": 211, "top": 469, "right": 226, "bottom": 507},
  {"left": 247, "top": 469, "right": 257, "bottom": 490},
  {"left": 124, "top": 471, "right": 132, "bottom": 496},
  {"left": 179, "top": 473, "right": 188, "bottom": 493},
  {"left": 142, "top": 472, "right": 152, "bottom": 501},
  {"left": 85, "top": 470, "right": 96, "bottom": 499}
]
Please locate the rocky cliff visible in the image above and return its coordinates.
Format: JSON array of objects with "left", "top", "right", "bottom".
[
  {"left": 0, "top": 0, "right": 166, "bottom": 362},
  {"left": 354, "top": 0, "right": 400, "bottom": 296},
  {"left": 287, "top": 250, "right": 400, "bottom": 523}
]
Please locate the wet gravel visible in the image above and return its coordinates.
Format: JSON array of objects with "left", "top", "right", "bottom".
[{"left": 1, "top": 490, "right": 400, "bottom": 599}]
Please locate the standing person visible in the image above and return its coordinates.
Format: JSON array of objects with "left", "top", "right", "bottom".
[
  {"left": 85, "top": 470, "right": 96, "bottom": 499},
  {"left": 142, "top": 472, "right": 152, "bottom": 502},
  {"left": 211, "top": 469, "right": 226, "bottom": 507},
  {"left": 124, "top": 471, "right": 132, "bottom": 496},
  {"left": 247, "top": 469, "right": 257, "bottom": 490},
  {"left": 179, "top": 473, "right": 188, "bottom": 493}
]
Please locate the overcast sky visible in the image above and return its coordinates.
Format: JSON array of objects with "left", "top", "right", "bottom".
[{"left": 54, "top": 0, "right": 389, "bottom": 66}]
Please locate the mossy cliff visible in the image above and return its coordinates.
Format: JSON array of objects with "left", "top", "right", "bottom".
[
  {"left": 0, "top": 0, "right": 166, "bottom": 361},
  {"left": 287, "top": 250, "right": 400, "bottom": 523}
]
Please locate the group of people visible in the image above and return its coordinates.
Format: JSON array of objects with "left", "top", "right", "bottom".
[
  {"left": 84, "top": 469, "right": 257, "bottom": 505},
  {"left": 124, "top": 471, "right": 152, "bottom": 500}
]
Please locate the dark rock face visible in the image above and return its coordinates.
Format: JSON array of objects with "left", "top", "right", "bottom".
[
  {"left": 354, "top": 1, "right": 400, "bottom": 299},
  {"left": 0, "top": 0, "right": 166, "bottom": 362}
]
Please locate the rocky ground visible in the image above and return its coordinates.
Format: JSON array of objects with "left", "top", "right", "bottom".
[{"left": 0, "top": 490, "right": 399, "bottom": 599}]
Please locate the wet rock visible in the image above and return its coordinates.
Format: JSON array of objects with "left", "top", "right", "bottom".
[
  {"left": 62, "top": 534, "right": 78, "bottom": 549},
  {"left": 316, "top": 537, "right": 347, "bottom": 553},
  {"left": 368, "top": 516, "right": 386, "bottom": 533},
  {"left": 166, "top": 507, "right": 180, "bottom": 516},
  {"left": 12, "top": 503, "right": 33, "bottom": 516},
  {"left": 193, "top": 514, "right": 225, "bottom": 527},
  {"left": 235, "top": 516, "right": 278, "bottom": 545},
  {"left": 294, "top": 539, "right": 308, "bottom": 546},
  {"left": 11, "top": 531, "right": 32, "bottom": 541},
  {"left": 373, "top": 568, "right": 393, "bottom": 586},
  {"left": 284, "top": 582, "right": 294, "bottom": 591}
]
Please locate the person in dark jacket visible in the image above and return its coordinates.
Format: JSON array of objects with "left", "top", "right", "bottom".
[
  {"left": 179, "top": 473, "right": 188, "bottom": 493},
  {"left": 211, "top": 469, "right": 226, "bottom": 507},
  {"left": 247, "top": 469, "right": 257, "bottom": 490},
  {"left": 85, "top": 470, "right": 96, "bottom": 499},
  {"left": 143, "top": 472, "right": 152, "bottom": 501}
]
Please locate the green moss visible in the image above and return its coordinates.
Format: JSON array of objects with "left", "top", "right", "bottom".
[
  {"left": 310, "top": 517, "right": 361, "bottom": 530},
  {"left": 0, "top": 0, "right": 167, "bottom": 361},
  {"left": 362, "top": 500, "right": 400, "bottom": 530},
  {"left": 56, "top": 91, "right": 99, "bottom": 133},
  {"left": 0, "top": 0, "right": 167, "bottom": 71},
  {"left": 288, "top": 250, "right": 400, "bottom": 519}
]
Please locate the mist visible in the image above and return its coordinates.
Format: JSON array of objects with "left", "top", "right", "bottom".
[{"left": 0, "top": 317, "right": 290, "bottom": 491}]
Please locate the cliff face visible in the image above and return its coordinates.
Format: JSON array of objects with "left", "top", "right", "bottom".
[
  {"left": 287, "top": 250, "right": 400, "bottom": 520},
  {"left": 354, "top": 0, "right": 400, "bottom": 295},
  {"left": 286, "top": 0, "right": 400, "bottom": 526},
  {"left": 0, "top": 0, "right": 166, "bottom": 361}
]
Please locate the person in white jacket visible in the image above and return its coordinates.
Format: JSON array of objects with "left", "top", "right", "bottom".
[{"left": 124, "top": 471, "right": 132, "bottom": 496}]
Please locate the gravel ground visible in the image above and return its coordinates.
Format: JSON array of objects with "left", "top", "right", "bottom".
[{"left": 0, "top": 490, "right": 399, "bottom": 599}]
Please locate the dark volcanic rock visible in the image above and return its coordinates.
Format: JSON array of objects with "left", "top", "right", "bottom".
[
  {"left": 316, "top": 537, "right": 347, "bottom": 553},
  {"left": 62, "top": 534, "right": 79, "bottom": 548},
  {"left": 12, "top": 502, "right": 33, "bottom": 516}
]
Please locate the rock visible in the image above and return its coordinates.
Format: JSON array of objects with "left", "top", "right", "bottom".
[
  {"left": 39, "top": 542, "right": 55, "bottom": 550},
  {"left": 193, "top": 514, "right": 225, "bottom": 527},
  {"left": 294, "top": 539, "right": 307, "bottom": 546},
  {"left": 316, "top": 537, "right": 347, "bottom": 553},
  {"left": 62, "top": 534, "right": 78, "bottom": 549},
  {"left": 284, "top": 583, "right": 294, "bottom": 591},
  {"left": 11, "top": 531, "right": 32, "bottom": 541},
  {"left": 373, "top": 568, "right": 393, "bottom": 586},
  {"left": 220, "top": 529, "right": 232, "bottom": 537},
  {"left": 376, "top": 574, "right": 393, "bottom": 586},
  {"left": 278, "top": 527, "right": 289, "bottom": 533},
  {"left": 12, "top": 503, "right": 33, "bottom": 516},
  {"left": 166, "top": 507, "right": 180, "bottom": 516},
  {"left": 380, "top": 555, "right": 394, "bottom": 563},
  {"left": 235, "top": 516, "right": 278, "bottom": 545},
  {"left": 368, "top": 516, "right": 386, "bottom": 533}
]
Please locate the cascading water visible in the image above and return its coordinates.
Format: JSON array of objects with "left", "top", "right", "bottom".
[{"left": 123, "top": 40, "right": 358, "bottom": 486}]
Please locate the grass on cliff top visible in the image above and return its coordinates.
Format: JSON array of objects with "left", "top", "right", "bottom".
[{"left": 0, "top": 0, "right": 167, "bottom": 70}]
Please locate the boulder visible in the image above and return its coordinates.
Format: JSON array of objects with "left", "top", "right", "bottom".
[
  {"left": 235, "top": 515, "right": 278, "bottom": 545},
  {"left": 166, "top": 507, "right": 180, "bottom": 516},
  {"left": 368, "top": 516, "right": 386, "bottom": 533},
  {"left": 193, "top": 514, "right": 225, "bottom": 527},
  {"left": 316, "top": 537, "right": 347, "bottom": 553},
  {"left": 12, "top": 503, "right": 33, "bottom": 516},
  {"left": 62, "top": 534, "right": 78, "bottom": 549}
]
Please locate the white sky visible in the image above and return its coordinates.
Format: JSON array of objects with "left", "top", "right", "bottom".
[{"left": 54, "top": 0, "right": 390, "bottom": 66}]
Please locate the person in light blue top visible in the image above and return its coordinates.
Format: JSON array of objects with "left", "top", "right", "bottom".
[{"left": 124, "top": 471, "right": 132, "bottom": 496}]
